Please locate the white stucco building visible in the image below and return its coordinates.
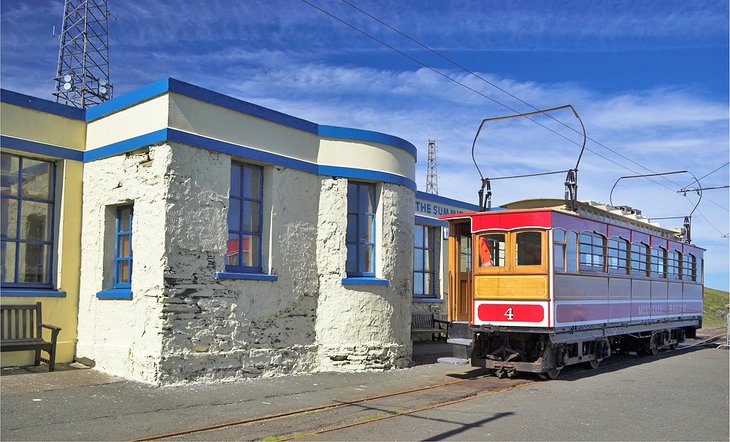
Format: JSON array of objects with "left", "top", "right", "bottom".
[{"left": 1, "top": 78, "right": 476, "bottom": 384}]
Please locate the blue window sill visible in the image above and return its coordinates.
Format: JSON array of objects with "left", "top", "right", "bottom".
[
  {"left": 215, "top": 272, "right": 278, "bottom": 281},
  {"left": 96, "top": 289, "right": 133, "bottom": 300},
  {"left": 413, "top": 297, "right": 445, "bottom": 302},
  {"left": 342, "top": 277, "right": 389, "bottom": 286},
  {"left": 0, "top": 288, "right": 66, "bottom": 298}
]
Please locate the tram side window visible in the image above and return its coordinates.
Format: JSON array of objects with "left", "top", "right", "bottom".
[
  {"left": 478, "top": 233, "right": 505, "bottom": 267},
  {"left": 553, "top": 229, "right": 565, "bottom": 272},
  {"left": 515, "top": 231, "right": 542, "bottom": 266},
  {"left": 650, "top": 246, "right": 667, "bottom": 278},
  {"left": 565, "top": 231, "right": 578, "bottom": 273},
  {"left": 682, "top": 253, "right": 696, "bottom": 281},
  {"left": 631, "top": 242, "right": 649, "bottom": 277},
  {"left": 607, "top": 238, "right": 629, "bottom": 275},
  {"left": 579, "top": 232, "right": 605, "bottom": 272},
  {"left": 667, "top": 250, "right": 681, "bottom": 280}
]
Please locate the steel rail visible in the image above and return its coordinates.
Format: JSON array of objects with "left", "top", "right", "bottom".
[{"left": 130, "top": 372, "right": 493, "bottom": 441}]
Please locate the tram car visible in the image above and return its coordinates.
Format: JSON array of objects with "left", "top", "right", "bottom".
[{"left": 442, "top": 198, "right": 704, "bottom": 379}]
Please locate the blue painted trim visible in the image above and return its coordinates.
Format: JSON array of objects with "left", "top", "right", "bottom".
[
  {"left": 318, "top": 165, "right": 417, "bottom": 191},
  {"left": 168, "top": 79, "right": 319, "bottom": 135},
  {"left": 84, "top": 129, "right": 168, "bottom": 161},
  {"left": 416, "top": 191, "right": 480, "bottom": 212},
  {"left": 85, "top": 78, "right": 171, "bottom": 122},
  {"left": 413, "top": 297, "right": 445, "bottom": 303},
  {"left": 1, "top": 89, "right": 85, "bottom": 120},
  {"left": 318, "top": 125, "right": 417, "bottom": 160},
  {"left": 0, "top": 289, "right": 66, "bottom": 298},
  {"left": 341, "top": 277, "right": 389, "bottom": 286},
  {"left": 415, "top": 215, "right": 448, "bottom": 227},
  {"left": 1, "top": 136, "right": 84, "bottom": 161},
  {"left": 96, "top": 289, "right": 133, "bottom": 300},
  {"left": 215, "top": 272, "right": 278, "bottom": 281},
  {"left": 168, "top": 129, "right": 319, "bottom": 174}
]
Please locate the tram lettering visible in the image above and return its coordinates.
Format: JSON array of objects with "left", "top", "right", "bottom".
[{"left": 504, "top": 307, "right": 514, "bottom": 320}]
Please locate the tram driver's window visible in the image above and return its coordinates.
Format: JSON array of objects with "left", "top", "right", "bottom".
[
  {"left": 478, "top": 234, "right": 505, "bottom": 267},
  {"left": 516, "top": 231, "right": 542, "bottom": 266}
]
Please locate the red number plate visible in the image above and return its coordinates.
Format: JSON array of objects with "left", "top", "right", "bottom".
[{"left": 477, "top": 303, "right": 544, "bottom": 322}]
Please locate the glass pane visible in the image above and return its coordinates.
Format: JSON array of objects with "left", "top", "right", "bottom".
[
  {"left": 347, "top": 183, "right": 357, "bottom": 213},
  {"left": 242, "top": 201, "right": 261, "bottom": 233},
  {"left": 228, "top": 199, "right": 241, "bottom": 231},
  {"left": 118, "top": 234, "right": 131, "bottom": 258},
  {"left": 360, "top": 244, "right": 373, "bottom": 273},
  {"left": 1, "top": 199, "right": 18, "bottom": 239},
  {"left": 346, "top": 245, "right": 357, "bottom": 273},
  {"left": 119, "top": 207, "right": 132, "bottom": 231},
  {"left": 18, "top": 243, "right": 48, "bottom": 283},
  {"left": 414, "top": 249, "right": 424, "bottom": 271},
  {"left": 424, "top": 273, "right": 432, "bottom": 295},
  {"left": 414, "top": 225, "right": 424, "bottom": 248},
  {"left": 226, "top": 233, "right": 240, "bottom": 266},
  {"left": 242, "top": 234, "right": 260, "bottom": 267},
  {"left": 566, "top": 232, "right": 577, "bottom": 272},
  {"left": 21, "top": 159, "right": 52, "bottom": 200},
  {"left": 19, "top": 201, "right": 51, "bottom": 241},
  {"left": 117, "top": 260, "right": 130, "bottom": 284},
  {"left": 413, "top": 273, "right": 424, "bottom": 295},
  {"left": 1, "top": 154, "right": 19, "bottom": 196},
  {"left": 553, "top": 229, "right": 564, "bottom": 243},
  {"left": 230, "top": 164, "right": 241, "bottom": 197},
  {"left": 516, "top": 232, "right": 542, "bottom": 266},
  {"left": 359, "top": 184, "right": 374, "bottom": 213},
  {"left": 346, "top": 214, "right": 357, "bottom": 242},
  {"left": 1, "top": 241, "right": 17, "bottom": 283},
  {"left": 479, "top": 234, "right": 505, "bottom": 267},
  {"left": 424, "top": 250, "right": 432, "bottom": 271},
  {"left": 554, "top": 244, "right": 565, "bottom": 272},
  {"left": 243, "top": 166, "right": 262, "bottom": 200},
  {"left": 423, "top": 227, "right": 431, "bottom": 248},
  {"left": 359, "top": 215, "right": 373, "bottom": 243}
]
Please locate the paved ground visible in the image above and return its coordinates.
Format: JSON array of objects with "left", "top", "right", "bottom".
[{"left": 1, "top": 340, "right": 727, "bottom": 441}]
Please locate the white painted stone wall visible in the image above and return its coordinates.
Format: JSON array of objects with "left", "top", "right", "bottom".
[
  {"left": 78, "top": 141, "right": 415, "bottom": 384},
  {"left": 77, "top": 144, "right": 170, "bottom": 384},
  {"left": 315, "top": 179, "right": 414, "bottom": 371}
]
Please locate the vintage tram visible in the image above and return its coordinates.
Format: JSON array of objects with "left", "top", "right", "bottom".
[{"left": 442, "top": 198, "right": 704, "bottom": 379}]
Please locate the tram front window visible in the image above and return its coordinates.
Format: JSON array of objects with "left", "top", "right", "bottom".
[
  {"left": 478, "top": 234, "right": 505, "bottom": 267},
  {"left": 516, "top": 231, "right": 542, "bottom": 266}
]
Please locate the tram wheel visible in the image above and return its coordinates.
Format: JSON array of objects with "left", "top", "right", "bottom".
[
  {"left": 547, "top": 368, "right": 562, "bottom": 380},
  {"left": 589, "top": 359, "right": 601, "bottom": 369}
]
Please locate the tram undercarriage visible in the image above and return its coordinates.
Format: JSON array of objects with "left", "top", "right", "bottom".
[{"left": 448, "top": 319, "right": 700, "bottom": 379}]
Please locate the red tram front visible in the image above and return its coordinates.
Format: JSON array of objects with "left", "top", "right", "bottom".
[{"left": 442, "top": 199, "right": 704, "bottom": 379}]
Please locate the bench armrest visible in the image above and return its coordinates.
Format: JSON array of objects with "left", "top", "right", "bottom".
[
  {"left": 41, "top": 323, "right": 62, "bottom": 342},
  {"left": 433, "top": 319, "right": 450, "bottom": 326}
]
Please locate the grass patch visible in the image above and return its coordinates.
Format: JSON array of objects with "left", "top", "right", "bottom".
[{"left": 703, "top": 287, "right": 729, "bottom": 329}]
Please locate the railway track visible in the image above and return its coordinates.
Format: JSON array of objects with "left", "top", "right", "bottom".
[{"left": 132, "top": 334, "right": 723, "bottom": 441}]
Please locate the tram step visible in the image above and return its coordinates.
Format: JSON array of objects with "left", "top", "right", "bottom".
[
  {"left": 437, "top": 357, "right": 469, "bottom": 365},
  {"left": 447, "top": 338, "right": 473, "bottom": 346}
]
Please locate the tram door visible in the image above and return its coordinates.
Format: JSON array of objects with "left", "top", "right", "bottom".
[{"left": 448, "top": 221, "right": 473, "bottom": 322}]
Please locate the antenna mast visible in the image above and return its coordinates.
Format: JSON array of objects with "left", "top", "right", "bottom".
[
  {"left": 53, "top": 0, "right": 113, "bottom": 108},
  {"left": 426, "top": 139, "right": 439, "bottom": 195}
]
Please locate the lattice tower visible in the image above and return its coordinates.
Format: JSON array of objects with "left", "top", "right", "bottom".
[
  {"left": 425, "top": 139, "right": 439, "bottom": 194},
  {"left": 53, "top": 0, "right": 113, "bottom": 108}
]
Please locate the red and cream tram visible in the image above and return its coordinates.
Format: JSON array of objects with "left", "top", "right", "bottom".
[{"left": 443, "top": 198, "right": 704, "bottom": 379}]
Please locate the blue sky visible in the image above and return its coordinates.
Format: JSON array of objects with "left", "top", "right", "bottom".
[{"left": 2, "top": 0, "right": 729, "bottom": 290}]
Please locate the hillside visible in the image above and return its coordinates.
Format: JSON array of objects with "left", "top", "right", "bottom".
[{"left": 703, "top": 287, "right": 729, "bottom": 329}]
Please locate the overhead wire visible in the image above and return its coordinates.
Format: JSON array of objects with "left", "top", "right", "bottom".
[{"left": 302, "top": 0, "right": 728, "bottom": 233}]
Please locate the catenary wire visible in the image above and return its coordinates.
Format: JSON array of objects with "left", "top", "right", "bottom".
[{"left": 331, "top": 0, "right": 729, "bottom": 213}]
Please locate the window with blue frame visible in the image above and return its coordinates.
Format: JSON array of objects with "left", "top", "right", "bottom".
[
  {"left": 1, "top": 153, "right": 55, "bottom": 288},
  {"left": 114, "top": 206, "right": 133, "bottom": 288},
  {"left": 346, "top": 182, "right": 376, "bottom": 277},
  {"left": 413, "top": 224, "right": 436, "bottom": 298},
  {"left": 227, "top": 162, "right": 263, "bottom": 273}
]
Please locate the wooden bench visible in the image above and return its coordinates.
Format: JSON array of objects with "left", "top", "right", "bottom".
[
  {"left": 1, "top": 302, "right": 61, "bottom": 371},
  {"left": 411, "top": 313, "right": 449, "bottom": 341}
]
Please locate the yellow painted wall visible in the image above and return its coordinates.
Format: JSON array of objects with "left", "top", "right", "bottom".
[{"left": 0, "top": 103, "right": 86, "bottom": 150}]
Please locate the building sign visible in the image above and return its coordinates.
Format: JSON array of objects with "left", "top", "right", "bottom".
[{"left": 415, "top": 198, "right": 467, "bottom": 218}]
